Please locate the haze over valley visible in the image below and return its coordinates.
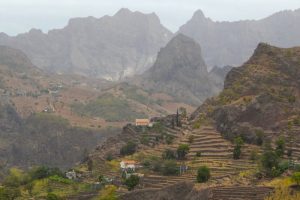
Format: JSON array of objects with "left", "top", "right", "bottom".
[{"left": 0, "top": 2, "right": 300, "bottom": 199}]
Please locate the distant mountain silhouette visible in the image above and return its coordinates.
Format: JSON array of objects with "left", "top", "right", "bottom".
[
  {"left": 0, "top": 8, "right": 173, "bottom": 81},
  {"left": 178, "top": 9, "right": 300, "bottom": 69}
]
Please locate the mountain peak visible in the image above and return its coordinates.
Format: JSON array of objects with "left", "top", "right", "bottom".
[
  {"left": 114, "top": 8, "right": 133, "bottom": 16},
  {"left": 193, "top": 9, "right": 206, "bottom": 19}
]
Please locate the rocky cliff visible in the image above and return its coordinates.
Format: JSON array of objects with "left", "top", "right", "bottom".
[
  {"left": 133, "top": 34, "right": 217, "bottom": 105},
  {"left": 0, "top": 8, "right": 173, "bottom": 80}
]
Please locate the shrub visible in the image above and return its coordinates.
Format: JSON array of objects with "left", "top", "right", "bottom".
[
  {"left": 197, "top": 166, "right": 211, "bottom": 183},
  {"left": 162, "top": 160, "right": 179, "bottom": 176},
  {"left": 29, "top": 166, "right": 64, "bottom": 181},
  {"left": 233, "top": 137, "right": 244, "bottom": 159},
  {"left": 0, "top": 186, "right": 21, "bottom": 200},
  {"left": 120, "top": 141, "right": 137, "bottom": 156},
  {"left": 196, "top": 152, "right": 202, "bottom": 157},
  {"left": 261, "top": 151, "right": 279, "bottom": 177},
  {"left": 188, "top": 135, "right": 194, "bottom": 144},
  {"left": 105, "top": 153, "right": 114, "bottom": 161},
  {"left": 255, "top": 130, "right": 264, "bottom": 146},
  {"left": 98, "top": 185, "right": 118, "bottom": 200},
  {"left": 292, "top": 172, "right": 300, "bottom": 186},
  {"left": 275, "top": 137, "right": 285, "bottom": 157},
  {"left": 124, "top": 175, "right": 140, "bottom": 191},
  {"left": 46, "top": 193, "right": 62, "bottom": 200},
  {"left": 165, "top": 135, "right": 174, "bottom": 145},
  {"left": 141, "top": 136, "right": 150, "bottom": 146},
  {"left": 162, "top": 149, "right": 176, "bottom": 160},
  {"left": 177, "top": 144, "right": 190, "bottom": 160}
]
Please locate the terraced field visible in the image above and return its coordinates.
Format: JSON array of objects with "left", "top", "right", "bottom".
[
  {"left": 209, "top": 186, "right": 273, "bottom": 200},
  {"left": 140, "top": 125, "right": 259, "bottom": 189}
]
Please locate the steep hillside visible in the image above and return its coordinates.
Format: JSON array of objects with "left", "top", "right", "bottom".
[
  {"left": 0, "top": 8, "right": 172, "bottom": 80},
  {"left": 192, "top": 43, "right": 300, "bottom": 145},
  {"left": 133, "top": 34, "right": 217, "bottom": 105},
  {"left": 178, "top": 9, "right": 300, "bottom": 69},
  {"left": 0, "top": 105, "right": 112, "bottom": 171}
]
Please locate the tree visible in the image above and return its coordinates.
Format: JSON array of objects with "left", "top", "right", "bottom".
[
  {"left": 275, "top": 137, "right": 285, "bottom": 157},
  {"left": 261, "top": 151, "right": 279, "bottom": 175},
  {"left": 177, "top": 144, "right": 190, "bottom": 160},
  {"left": 120, "top": 141, "right": 137, "bottom": 156},
  {"left": 179, "top": 107, "right": 187, "bottom": 118},
  {"left": 233, "top": 137, "right": 244, "bottom": 159},
  {"left": 162, "top": 160, "right": 179, "bottom": 176},
  {"left": 292, "top": 172, "right": 300, "bottom": 186},
  {"left": 124, "top": 175, "right": 140, "bottom": 191},
  {"left": 197, "top": 166, "right": 211, "bottom": 183},
  {"left": 162, "top": 149, "right": 176, "bottom": 160}
]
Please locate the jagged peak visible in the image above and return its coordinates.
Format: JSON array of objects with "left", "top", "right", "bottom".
[
  {"left": 114, "top": 8, "right": 133, "bottom": 16},
  {"left": 193, "top": 9, "right": 206, "bottom": 18}
]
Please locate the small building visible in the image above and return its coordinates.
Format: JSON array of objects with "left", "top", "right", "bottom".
[
  {"left": 66, "top": 170, "right": 77, "bottom": 180},
  {"left": 135, "top": 119, "right": 152, "bottom": 127},
  {"left": 120, "top": 160, "right": 138, "bottom": 171}
]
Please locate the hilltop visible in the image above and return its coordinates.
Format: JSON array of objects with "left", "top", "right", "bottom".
[{"left": 192, "top": 43, "right": 300, "bottom": 146}]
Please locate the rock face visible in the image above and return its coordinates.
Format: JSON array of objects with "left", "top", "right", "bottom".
[
  {"left": 134, "top": 34, "right": 217, "bottom": 105},
  {"left": 178, "top": 9, "right": 300, "bottom": 69},
  {"left": 209, "top": 65, "right": 233, "bottom": 91},
  {"left": 192, "top": 43, "right": 300, "bottom": 143},
  {"left": 0, "top": 8, "right": 173, "bottom": 80}
]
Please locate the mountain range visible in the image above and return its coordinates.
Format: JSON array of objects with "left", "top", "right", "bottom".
[
  {"left": 178, "top": 9, "right": 300, "bottom": 68},
  {"left": 1, "top": 8, "right": 300, "bottom": 80},
  {"left": 0, "top": 8, "right": 172, "bottom": 81}
]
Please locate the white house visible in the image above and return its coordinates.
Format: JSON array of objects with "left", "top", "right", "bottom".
[{"left": 120, "top": 160, "right": 138, "bottom": 171}]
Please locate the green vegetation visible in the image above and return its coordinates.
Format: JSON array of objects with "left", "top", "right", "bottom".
[
  {"left": 0, "top": 166, "right": 93, "bottom": 199},
  {"left": 98, "top": 185, "right": 118, "bottom": 200},
  {"left": 124, "top": 175, "right": 140, "bottom": 191},
  {"left": 162, "top": 149, "right": 176, "bottom": 160},
  {"left": 196, "top": 152, "right": 202, "bottom": 157},
  {"left": 197, "top": 166, "right": 211, "bottom": 183},
  {"left": 260, "top": 150, "right": 281, "bottom": 177},
  {"left": 233, "top": 137, "right": 244, "bottom": 159},
  {"left": 120, "top": 141, "right": 137, "bottom": 156},
  {"left": 292, "top": 172, "right": 300, "bottom": 186},
  {"left": 71, "top": 94, "right": 147, "bottom": 122},
  {"left": 275, "top": 137, "right": 285, "bottom": 157},
  {"left": 162, "top": 160, "right": 179, "bottom": 176},
  {"left": 177, "top": 144, "right": 190, "bottom": 160},
  {"left": 255, "top": 130, "right": 264, "bottom": 146}
]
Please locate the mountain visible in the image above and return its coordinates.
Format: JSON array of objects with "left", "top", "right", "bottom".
[
  {"left": 132, "top": 34, "right": 217, "bottom": 105},
  {"left": 178, "top": 9, "right": 300, "bottom": 69},
  {"left": 192, "top": 43, "right": 300, "bottom": 144},
  {"left": 208, "top": 65, "right": 233, "bottom": 91},
  {"left": 0, "top": 8, "right": 173, "bottom": 80}
]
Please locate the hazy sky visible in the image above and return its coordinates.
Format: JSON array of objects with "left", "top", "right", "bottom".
[{"left": 1, "top": 0, "right": 300, "bottom": 36}]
